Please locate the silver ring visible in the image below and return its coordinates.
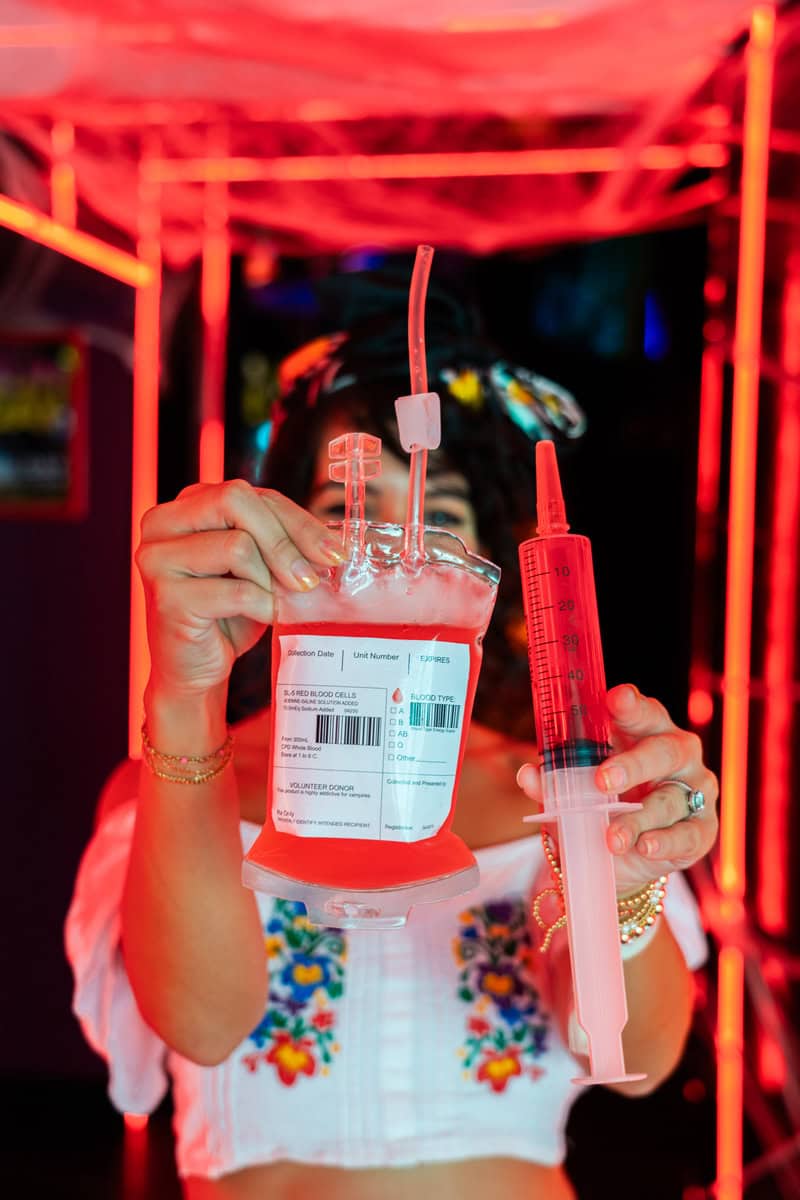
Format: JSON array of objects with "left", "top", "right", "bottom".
[{"left": 660, "top": 777, "right": 706, "bottom": 818}]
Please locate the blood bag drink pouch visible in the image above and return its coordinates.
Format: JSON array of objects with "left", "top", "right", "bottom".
[
  {"left": 243, "top": 430, "right": 500, "bottom": 928},
  {"left": 244, "top": 244, "right": 500, "bottom": 927}
]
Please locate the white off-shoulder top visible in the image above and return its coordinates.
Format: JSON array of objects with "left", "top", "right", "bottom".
[{"left": 65, "top": 801, "right": 707, "bottom": 1180}]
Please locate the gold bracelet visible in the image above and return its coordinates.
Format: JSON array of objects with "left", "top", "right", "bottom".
[
  {"left": 617, "top": 875, "right": 668, "bottom": 944},
  {"left": 532, "top": 829, "right": 668, "bottom": 952},
  {"left": 141, "top": 722, "right": 234, "bottom": 785}
]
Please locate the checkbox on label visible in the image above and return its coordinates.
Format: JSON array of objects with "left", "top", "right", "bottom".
[{"left": 387, "top": 753, "right": 395, "bottom": 760}]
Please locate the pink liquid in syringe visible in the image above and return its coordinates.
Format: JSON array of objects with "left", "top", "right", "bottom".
[{"left": 520, "top": 532, "right": 614, "bottom": 775}]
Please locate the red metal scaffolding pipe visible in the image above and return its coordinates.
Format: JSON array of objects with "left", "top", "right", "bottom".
[
  {"left": 717, "top": 6, "right": 776, "bottom": 1199},
  {"left": 129, "top": 171, "right": 162, "bottom": 759}
]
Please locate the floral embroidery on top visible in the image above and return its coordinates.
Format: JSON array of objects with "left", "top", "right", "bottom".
[
  {"left": 242, "top": 899, "right": 347, "bottom": 1087},
  {"left": 453, "top": 899, "right": 550, "bottom": 1093}
]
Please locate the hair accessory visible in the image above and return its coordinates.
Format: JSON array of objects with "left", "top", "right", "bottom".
[
  {"left": 439, "top": 367, "right": 485, "bottom": 410},
  {"left": 532, "top": 829, "right": 668, "bottom": 953},
  {"left": 277, "top": 333, "right": 348, "bottom": 398},
  {"left": 487, "top": 362, "right": 586, "bottom": 441},
  {"left": 141, "top": 723, "right": 234, "bottom": 785},
  {"left": 272, "top": 331, "right": 586, "bottom": 452}
]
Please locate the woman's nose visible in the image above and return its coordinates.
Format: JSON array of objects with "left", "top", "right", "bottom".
[
  {"left": 376, "top": 491, "right": 408, "bottom": 525},
  {"left": 370, "top": 476, "right": 410, "bottom": 526}
]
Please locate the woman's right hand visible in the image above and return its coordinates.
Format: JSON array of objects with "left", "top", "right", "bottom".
[{"left": 136, "top": 479, "right": 344, "bottom": 704}]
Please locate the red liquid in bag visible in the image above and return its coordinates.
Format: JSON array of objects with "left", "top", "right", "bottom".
[{"left": 245, "top": 619, "right": 485, "bottom": 891}]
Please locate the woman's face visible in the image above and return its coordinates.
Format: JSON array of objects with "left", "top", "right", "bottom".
[{"left": 306, "top": 423, "right": 480, "bottom": 551}]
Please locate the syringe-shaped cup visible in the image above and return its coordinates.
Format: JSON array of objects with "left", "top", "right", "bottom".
[
  {"left": 328, "top": 432, "right": 381, "bottom": 568},
  {"left": 519, "top": 440, "right": 644, "bottom": 1085}
]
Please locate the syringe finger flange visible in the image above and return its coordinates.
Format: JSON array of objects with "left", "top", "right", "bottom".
[{"left": 523, "top": 801, "right": 643, "bottom": 824}]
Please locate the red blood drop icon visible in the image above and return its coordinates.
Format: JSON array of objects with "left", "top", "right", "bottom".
[{"left": 392, "top": 688, "right": 403, "bottom": 703}]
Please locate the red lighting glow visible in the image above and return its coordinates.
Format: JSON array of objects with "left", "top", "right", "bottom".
[
  {"left": 243, "top": 242, "right": 278, "bottom": 289},
  {"left": 696, "top": 345, "right": 724, "bottom": 521},
  {"left": 690, "top": 313, "right": 724, "bottom": 736},
  {"left": 701, "top": 104, "right": 733, "bottom": 129},
  {"left": 756, "top": 1031, "right": 787, "bottom": 1093},
  {"left": 199, "top": 180, "right": 230, "bottom": 483},
  {"left": 704, "top": 275, "right": 727, "bottom": 305},
  {"left": 757, "top": 259, "right": 800, "bottom": 936},
  {"left": 50, "top": 120, "right": 77, "bottom": 228},
  {"left": 755, "top": 958, "right": 788, "bottom": 1092},
  {"left": 129, "top": 175, "right": 162, "bottom": 758},
  {"left": 0, "top": 23, "right": 175, "bottom": 48},
  {"left": 702, "top": 318, "right": 726, "bottom": 343},
  {"left": 122, "top": 1108, "right": 150, "bottom": 1194},
  {"left": 688, "top": 688, "right": 714, "bottom": 727},
  {"left": 146, "top": 144, "right": 728, "bottom": 185},
  {"left": 447, "top": 11, "right": 564, "bottom": 31},
  {"left": 717, "top": 947, "right": 745, "bottom": 1200},
  {"left": 124, "top": 1113, "right": 149, "bottom": 1131},
  {"left": 199, "top": 419, "right": 225, "bottom": 483},
  {"left": 683, "top": 1078, "right": 708, "bottom": 1104},
  {"left": 720, "top": 0, "right": 774, "bottom": 903},
  {"left": 0, "top": 194, "right": 152, "bottom": 287},
  {"left": 717, "top": 9, "right": 775, "bottom": 1200}
]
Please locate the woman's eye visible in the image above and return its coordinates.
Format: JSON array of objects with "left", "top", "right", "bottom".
[{"left": 428, "top": 509, "right": 465, "bottom": 528}]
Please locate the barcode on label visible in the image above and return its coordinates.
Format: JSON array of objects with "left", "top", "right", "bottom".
[
  {"left": 409, "top": 701, "right": 461, "bottom": 731},
  {"left": 314, "top": 714, "right": 382, "bottom": 747}
]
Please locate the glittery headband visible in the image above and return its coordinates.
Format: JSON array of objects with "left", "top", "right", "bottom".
[{"left": 272, "top": 331, "right": 586, "bottom": 446}]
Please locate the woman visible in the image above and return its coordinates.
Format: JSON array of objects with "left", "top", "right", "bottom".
[{"left": 66, "top": 276, "right": 718, "bottom": 1199}]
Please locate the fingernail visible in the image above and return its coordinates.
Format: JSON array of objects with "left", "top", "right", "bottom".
[
  {"left": 611, "top": 828, "right": 630, "bottom": 853},
  {"left": 320, "top": 538, "right": 346, "bottom": 564},
  {"left": 601, "top": 765, "right": 627, "bottom": 791},
  {"left": 639, "top": 837, "right": 659, "bottom": 856},
  {"left": 516, "top": 764, "right": 537, "bottom": 792},
  {"left": 291, "top": 559, "right": 320, "bottom": 590},
  {"left": 609, "top": 685, "right": 638, "bottom": 711}
]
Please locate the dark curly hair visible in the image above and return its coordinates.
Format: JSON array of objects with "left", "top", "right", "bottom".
[{"left": 227, "top": 268, "right": 584, "bottom": 739}]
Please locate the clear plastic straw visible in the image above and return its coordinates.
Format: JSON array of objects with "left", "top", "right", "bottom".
[{"left": 404, "top": 244, "right": 434, "bottom": 566}]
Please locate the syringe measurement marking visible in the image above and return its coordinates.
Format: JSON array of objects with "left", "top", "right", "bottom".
[{"left": 528, "top": 559, "right": 574, "bottom": 739}]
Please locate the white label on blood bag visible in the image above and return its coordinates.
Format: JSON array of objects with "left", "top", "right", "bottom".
[{"left": 272, "top": 634, "right": 470, "bottom": 841}]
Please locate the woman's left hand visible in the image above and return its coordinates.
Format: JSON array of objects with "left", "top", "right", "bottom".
[{"left": 517, "top": 683, "right": 719, "bottom": 895}]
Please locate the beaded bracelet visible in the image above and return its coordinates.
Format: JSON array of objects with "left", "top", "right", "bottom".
[
  {"left": 532, "top": 829, "right": 668, "bottom": 953},
  {"left": 141, "top": 722, "right": 234, "bottom": 785}
]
